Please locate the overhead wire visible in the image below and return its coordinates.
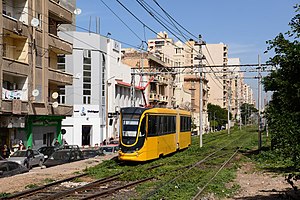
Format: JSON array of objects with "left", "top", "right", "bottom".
[
  {"left": 98, "top": 0, "right": 145, "bottom": 45},
  {"left": 150, "top": 0, "right": 229, "bottom": 87},
  {"left": 133, "top": 0, "right": 224, "bottom": 89}
]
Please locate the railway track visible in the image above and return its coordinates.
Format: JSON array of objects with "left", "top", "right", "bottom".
[
  {"left": 3, "top": 129, "right": 257, "bottom": 200},
  {"left": 2, "top": 164, "right": 163, "bottom": 200},
  {"left": 1, "top": 173, "right": 88, "bottom": 200},
  {"left": 141, "top": 131, "right": 250, "bottom": 199}
]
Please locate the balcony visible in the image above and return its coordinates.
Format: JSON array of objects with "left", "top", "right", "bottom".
[
  {"left": 2, "top": 58, "right": 29, "bottom": 76},
  {"left": 149, "top": 92, "right": 160, "bottom": 101},
  {"left": 2, "top": 16, "right": 29, "bottom": 37},
  {"left": 47, "top": 103, "right": 73, "bottom": 116},
  {"left": 48, "top": 0, "right": 73, "bottom": 24},
  {"left": 1, "top": 100, "right": 29, "bottom": 114},
  {"left": 48, "top": 33, "right": 72, "bottom": 54},
  {"left": 159, "top": 95, "right": 168, "bottom": 103},
  {"left": 2, "top": 73, "right": 28, "bottom": 102},
  {"left": 48, "top": 68, "right": 73, "bottom": 85},
  {"left": 2, "top": 0, "right": 29, "bottom": 25}
]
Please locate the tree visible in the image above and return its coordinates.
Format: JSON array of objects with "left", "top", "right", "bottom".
[
  {"left": 240, "top": 103, "right": 258, "bottom": 125},
  {"left": 207, "top": 103, "right": 231, "bottom": 130},
  {"left": 263, "top": 4, "right": 300, "bottom": 168}
]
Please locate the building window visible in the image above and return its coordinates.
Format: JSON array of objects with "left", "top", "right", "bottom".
[
  {"left": 175, "top": 48, "right": 181, "bottom": 54},
  {"left": 58, "top": 86, "right": 65, "bottom": 104},
  {"left": 101, "top": 54, "right": 106, "bottom": 105},
  {"left": 83, "top": 50, "right": 91, "bottom": 104},
  {"left": 57, "top": 54, "right": 65, "bottom": 71}
]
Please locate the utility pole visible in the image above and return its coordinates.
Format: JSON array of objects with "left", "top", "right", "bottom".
[
  {"left": 227, "top": 76, "right": 231, "bottom": 135},
  {"left": 106, "top": 76, "right": 115, "bottom": 142},
  {"left": 130, "top": 69, "right": 135, "bottom": 107},
  {"left": 258, "top": 55, "right": 262, "bottom": 150},
  {"left": 197, "top": 34, "right": 205, "bottom": 148}
]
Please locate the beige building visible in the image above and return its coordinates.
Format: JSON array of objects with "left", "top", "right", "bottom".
[
  {"left": 202, "top": 43, "right": 228, "bottom": 109},
  {"left": 121, "top": 49, "right": 176, "bottom": 108},
  {"left": 147, "top": 32, "right": 210, "bottom": 133},
  {"left": 227, "top": 58, "right": 243, "bottom": 120},
  {"left": 0, "top": 0, "right": 74, "bottom": 148}
]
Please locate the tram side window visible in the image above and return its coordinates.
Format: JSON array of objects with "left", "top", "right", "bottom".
[
  {"left": 167, "top": 116, "right": 176, "bottom": 133},
  {"left": 140, "top": 117, "right": 146, "bottom": 137},
  {"left": 172, "top": 116, "right": 176, "bottom": 132},
  {"left": 188, "top": 117, "right": 191, "bottom": 130},
  {"left": 163, "top": 116, "right": 168, "bottom": 134},
  {"left": 167, "top": 117, "right": 172, "bottom": 133},
  {"left": 180, "top": 116, "right": 190, "bottom": 132},
  {"left": 158, "top": 116, "right": 164, "bottom": 135},
  {"left": 148, "top": 115, "right": 158, "bottom": 136}
]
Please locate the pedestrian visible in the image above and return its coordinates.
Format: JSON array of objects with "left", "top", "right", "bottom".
[
  {"left": 102, "top": 139, "right": 107, "bottom": 145},
  {"left": 19, "top": 140, "right": 25, "bottom": 150},
  {"left": 2, "top": 144, "right": 10, "bottom": 158},
  {"left": 26, "top": 146, "right": 34, "bottom": 169},
  {"left": 54, "top": 139, "right": 60, "bottom": 148}
]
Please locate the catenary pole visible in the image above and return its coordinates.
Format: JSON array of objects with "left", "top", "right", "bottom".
[
  {"left": 258, "top": 55, "right": 262, "bottom": 150},
  {"left": 198, "top": 35, "right": 204, "bottom": 148}
]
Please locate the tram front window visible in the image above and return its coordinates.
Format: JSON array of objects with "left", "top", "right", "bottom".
[{"left": 122, "top": 114, "right": 140, "bottom": 138}]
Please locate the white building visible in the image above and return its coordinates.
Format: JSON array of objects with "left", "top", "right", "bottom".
[{"left": 58, "top": 32, "right": 142, "bottom": 147}]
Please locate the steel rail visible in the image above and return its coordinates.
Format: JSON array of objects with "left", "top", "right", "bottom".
[
  {"left": 43, "top": 172, "right": 123, "bottom": 200},
  {"left": 192, "top": 149, "right": 239, "bottom": 200},
  {"left": 1, "top": 173, "right": 88, "bottom": 200},
  {"left": 81, "top": 177, "right": 154, "bottom": 199},
  {"left": 142, "top": 131, "right": 248, "bottom": 199}
]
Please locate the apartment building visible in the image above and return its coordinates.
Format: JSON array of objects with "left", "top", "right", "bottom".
[
  {"left": 0, "top": 0, "right": 74, "bottom": 149},
  {"left": 147, "top": 32, "right": 211, "bottom": 133},
  {"left": 58, "top": 32, "right": 142, "bottom": 146},
  {"left": 202, "top": 43, "right": 229, "bottom": 109},
  {"left": 227, "top": 58, "right": 243, "bottom": 120},
  {"left": 122, "top": 49, "right": 176, "bottom": 108}
]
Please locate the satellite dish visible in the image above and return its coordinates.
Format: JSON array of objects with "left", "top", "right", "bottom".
[
  {"left": 74, "top": 8, "right": 82, "bottom": 15},
  {"left": 32, "top": 89, "right": 39, "bottom": 97},
  {"left": 52, "top": 92, "right": 59, "bottom": 99},
  {"left": 52, "top": 102, "right": 59, "bottom": 108},
  {"left": 75, "top": 73, "right": 81, "bottom": 79},
  {"left": 31, "top": 18, "right": 40, "bottom": 27}
]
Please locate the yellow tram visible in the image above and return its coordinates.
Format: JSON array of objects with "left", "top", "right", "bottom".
[{"left": 118, "top": 107, "right": 191, "bottom": 162}]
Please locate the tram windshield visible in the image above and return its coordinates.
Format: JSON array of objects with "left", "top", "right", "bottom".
[{"left": 122, "top": 114, "right": 141, "bottom": 137}]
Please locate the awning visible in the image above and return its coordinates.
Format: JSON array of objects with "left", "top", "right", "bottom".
[{"left": 116, "top": 80, "right": 144, "bottom": 90}]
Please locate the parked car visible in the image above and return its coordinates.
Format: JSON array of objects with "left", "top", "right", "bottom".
[
  {"left": 81, "top": 149, "right": 103, "bottom": 159},
  {"left": 8, "top": 150, "right": 44, "bottom": 169},
  {"left": 38, "top": 146, "right": 60, "bottom": 160},
  {"left": 43, "top": 149, "right": 84, "bottom": 168},
  {"left": 99, "top": 145, "right": 119, "bottom": 155},
  {"left": 60, "top": 145, "right": 80, "bottom": 150},
  {"left": 0, "top": 160, "right": 29, "bottom": 178}
]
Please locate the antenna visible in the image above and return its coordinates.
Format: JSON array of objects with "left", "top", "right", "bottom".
[
  {"left": 32, "top": 89, "right": 39, "bottom": 97},
  {"left": 31, "top": 18, "right": 40, "bottom": 27}
]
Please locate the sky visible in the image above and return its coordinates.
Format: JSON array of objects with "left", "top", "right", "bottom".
[{"left": 75, "top": 0, "right": 298, "bottom": 107}]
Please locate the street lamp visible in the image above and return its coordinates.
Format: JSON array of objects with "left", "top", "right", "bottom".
[{"left": 105, "top": 76, "right": 115, "bottom": 143}]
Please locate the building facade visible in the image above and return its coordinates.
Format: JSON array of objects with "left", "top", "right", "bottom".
[
  {"left": 0, "top": 0, "right": 74, "bottom": 150},
  {"left": 59, "top": 32, "right": 142, "bottom": 147},
  {"left": 121, "top": 49, "right": 176, "bottom": 109}
]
